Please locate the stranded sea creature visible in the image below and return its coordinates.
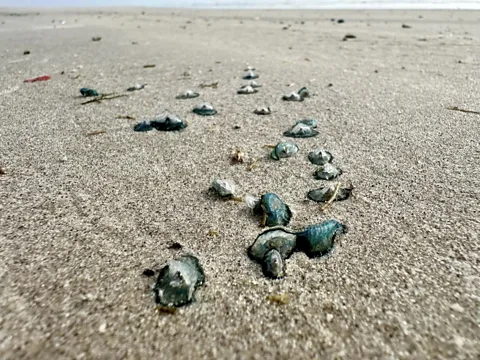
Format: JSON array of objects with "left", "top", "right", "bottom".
[
  {"left": 193, "top": 102, "right": 217, "bottom": 116},
  {"left": 263, "top": 249, "right": 286, "bottom": 279},
  {"left": 80, "top": 87, "right": 99, "bottom": 97},
  {"left": 248, "top": 227, "right": 297, "bottom": 263},
  {"left": 308, "top": 149, "right": 333, "bottom": 165},
  {"left": 282, "top": 87, "right": 310, "bottom": 101},
  {"left": 314, "top": 163, "right": 343, "bottom": 180},
  {"left": 150, "top": 110, "right": 187, "bottom": 131},
  {"left": 237, "top": 85, "right": 258, "bottom": 95},
  {"left": 246, "top": 80, "right": 262, "bottom": 88},
  {"left": 270, "top": 142, "right": 299, "bottom": 160},
  {"left": 307, "top": 183, "right": 353, "bottom": 203},
  {"left": 283, "top": 123, "right": 319, "bottom": 138},
  {"left": 254, "top": 107, "right": 271, "bottom": 115},
  {"left": 253, "top": 193, "right": 292, "bottom": 227},
  {"left": 127, "top": 83, "right": 146, "bottom": 92},
  {"left": 153, "top": 255, "right": 205, "bottom": 307},
  {"left": 176, "top": 90, "right": 200, "bottom": 99},
  {"left": 296, "top": 220, "right": 347, "bottom": 257},
  {"left": 296, "top": 118, "right": 317, "bottom": 128},
  {"left": 243, "top": 70, "right": 259, "bottom": 80},
  {"left": 133, "top": 120, "right": 153, "bottom": 132}
]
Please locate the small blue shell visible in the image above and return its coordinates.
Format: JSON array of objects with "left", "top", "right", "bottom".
[
  {"left": 150, "top": 111, "right": 187, "bottom": 131},
  {"left": 80, "top": 88, "right": 99, "bottom": 97},
  {"left": 296, "top": 220, "right": 347, "bottom": 257}
]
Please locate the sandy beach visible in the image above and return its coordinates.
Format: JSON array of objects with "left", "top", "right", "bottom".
[{"left": 0, "top": 7, "right": 479, "bottom": 359}]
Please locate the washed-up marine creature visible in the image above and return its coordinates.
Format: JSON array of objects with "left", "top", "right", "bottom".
[
  {"left": 80, "top": 88, "right": 99, "bottom": 97},
  {"left": 176, "top": 90, "right": 200, "bottom": 99},
  {"left": 270, "top": 142, "right": 299, "bottom": 160},
  {"left": 307, "top": 183, "right": 353, "bottom": 203},
  {"left": 248, "top": 227, "right": 297, "bottom": 279},
  {"left": 282, "top": 87, "right": 310, "bottom": 102},
  {"left": 193, "top": 102, "right": 217, "bottom": 116},
  {"left": 296, "top": 220, "right": 347, "bottom": 257},
  {"left": 251, "top": 193, "right": 292, "bottom": 227},
  {"left": 133, "top": 120, "right": 153, "bottom": 132},
  {"left": 254, "top": 107, "right": 271, "bottom": 115},
  {"left": 244, "top": 66, "right": 256, "bottom": 71},
  {"left": 246, "top": 80, "right": 262, "bottom": 88},
  {"left": 283, "top": 123, "right": 319, "bottom": 138},
  {"left": 314, "top": 163, "right": 342, "bottom": 180},
  {"left": 153, "top": 255, "right": 205, "bottom": 307},
  {"left": 127, "top": 83, "right": 146, "bottom": 92},
  {"left": 243, "top": 70, "right": 259, "bottom": 80},
  {"left": 149, "top": 110, "right": 187, "bottom": 131},
  {"left": 296, "top": 118, "right": 317, "bottom": 128},
  {"left": 237, "top": 85, "right": 258, "bottom": 95},
  {"left": 308, "top": 149, "right": 333, "bottom": 165}
]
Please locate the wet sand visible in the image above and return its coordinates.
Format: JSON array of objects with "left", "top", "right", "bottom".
[{"left": 0, "top": 8, "right": 479, "bottom": 359}]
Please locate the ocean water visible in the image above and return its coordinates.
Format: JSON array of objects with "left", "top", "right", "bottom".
[{"left": 186, "top": 0, "right": 480, "bottom": 10}]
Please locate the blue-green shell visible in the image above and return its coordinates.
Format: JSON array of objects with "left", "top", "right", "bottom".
[
  {"left": 133, "top": 121, "right": 153, "bottom": 132},
  {"left": 254, "top": 193, "right": 292, "bottom": 227},
  {"left": 80, "top": 88, "right": 99, "bottom": 97},
  {"left": 248, "top": 227, "right": 297, "bottom": 261}
]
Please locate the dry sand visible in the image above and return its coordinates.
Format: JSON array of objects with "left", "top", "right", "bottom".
[{"left": 0, "top": 8, "right": 479, "bottom": 360}]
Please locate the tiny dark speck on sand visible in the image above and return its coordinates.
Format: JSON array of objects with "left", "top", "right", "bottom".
[
  {"left": 168, "top": 242, "right": 183, "bottom": 250},
  {"left": 143, "top": 269, "right": 155, "bottom": 277}
]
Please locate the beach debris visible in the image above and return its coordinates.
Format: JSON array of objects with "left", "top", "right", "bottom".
[
  {"left": 263, "top": 249, "right": 285, "bottom": 279},
  {"left": 199, "top": 82, "right": 218, "bottom": 88},
  {"left": 307, "top": 183, "right": 353, "bottom": 203},
  {"left": 24, "top": 75, "right": 51, "bottom": 83},
  {"left": 23, "top": 50, "right": 30, "bottom": 55},
  {"left": 296, "top": 118, "right": 317, "bottom": 128},
  {"left": 267, "top": 294, "right": 289, "bottom": 304},
  {"left": 211, "top": 179, "right": 238, "bottom": 199},
  {"left": 86, "top": 130, "right": 106, "bottom": 137},
  {"left": 231, "top": 149, "right": 245, "bottom": 164},
  {"left": 343, "top": 33, "right": 356, "bottom": 41},
  {"left": 282, "top": 87, "right": 310, "bottom": 101},
  {"left": 296, "top": 220, "right": 347, "bottom": 257},
  {"left": 176, "top": 90, "right": 200, "bottom": 99},
  {"left": 143, "top": 269, "right": 155, "bottom": 277},
  {"left": 337, "top": 19, "right": 345, "bottom": 24},
  {"left": 92, "top": 36, "right": 102, "bottom": 41},
  {"left": 402, "top": 24, "right": 412, "bottom": 29},
  {"left": 81, "top": 94, "right": 128, "bottom": 105},
  {"left": 244, "top": 66, "right": 256, "bottom": 71},
  {"left": 133, "top": 121, "right": 153, "bottom": 132},
  {"left": 153, "top": 255, "right": 205, "bottom": 307},
  {"left": 446, "top": 106, "right": 480, "bottom": 115},
  {"left": 308, "top": 149, "right": 333, "bottom": 165},
  {"left": 143, "top": 64, "right": 156, "bottom": 68},
  {"left": 237, "top": 85, "right": 258, "bottom": 95},
  {"left": 314, "top": 163, "right": 343, "bottom": 180},
  {"left": 253, "top": 193, "right": 292, "bottom": 227},
  {"left": 155, "top": 306, "right": 177, "bottom": 315},
  {"left": 254, "top": 107, "right": 271, "bottom": 115},
  {"left": 80, "top": 87, "right": 99, "bottom": 97},
  {"left": 248, "top": 227, "right": 297, "bottom": 262},
  {"left": 270, "top": 142, "right": 299, "bottom": 160},
  {"left": 0, "top": 167, "right": 5, "bottom": 175},
  {"left": 207, "top": 229, "right": 218, "bottom": 237},
  {"left": 167, "top": 242, "right": 183, "bottom": 250},
  {"left": 246, "top": 80, "right": 262, "bottom": 88},
  {"left": 243, "top": 70, "right": 259, "bottom": 80},
  {"left": 247, "top": 158, "right": 259, "bottom": 171},
  {"left": 150, "top": 110, "right": 187, "bottom": 131},
  {"left": 116, "top": 115, "right": 136, "bottom": 120},
  {"left": 193, "top": 102, "right": 217, "bottom": 116},
  {"left": 283, "top": 123, "right": 319, "bottom": 138},
  {"left": 126, "top": 83, "right": 146, "bottom": 92}
]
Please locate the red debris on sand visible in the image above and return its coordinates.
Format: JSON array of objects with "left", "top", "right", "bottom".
[{"left": 24, "top": 75, "right": 51, "bottom": 83}]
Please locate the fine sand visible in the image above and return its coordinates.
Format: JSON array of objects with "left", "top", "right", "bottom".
[{"left": 0, "top": 8, "right": 479, "bottom": 360}]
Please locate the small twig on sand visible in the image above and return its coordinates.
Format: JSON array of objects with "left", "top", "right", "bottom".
[
  {"left": 320, "top": 183, "right": 341, "bottom": 212},
  {"left": 86, "top": 130, "right": 106, "bottom": 136},
  {"left": 81, "top": 94, "right": 128, "bottom": 105},
  {"left": 247, "top": 158, "right": 259, "bottom": 171},
  {"left": 446, "top": 106, "right": 480, "bottom": 115},
  {"left": 155, "top": 306, "right": 177, "bottom": 315},
  {"left": 263, "top": 144, "right": 276, "bottom": 149},
  {"left": 230, "top": 196, "right": 244, "bottom": 202},
  {"left": 199, "top": 82, "right": 218, "bottom": 88},
  {"left": 143, "top": 64, "right": 156, "bottom": 68},
  {"left": 116, "top": 115, "right": 136, "bottom": 120}
]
